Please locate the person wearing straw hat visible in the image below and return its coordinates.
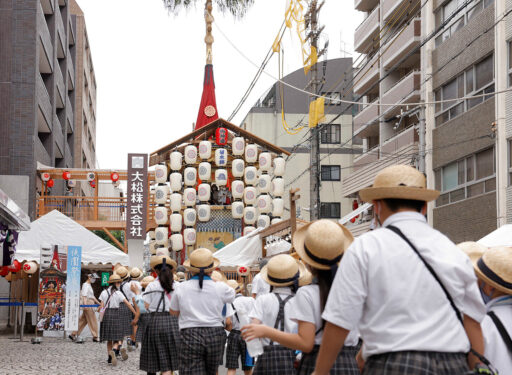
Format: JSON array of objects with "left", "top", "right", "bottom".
[
  {"left": 245, "top": 253, "right": 311, "bottom": 375},
  {"left": 98, "top": 273, "right": 136, "bottom": 366},
  {"left": 312, "top": 165, "right": 487, "bottom": 375},
  {"left": 170, "top": 248, "right": 235, "bottom": 375},
  {"left": 176, "top": 271, "right": 186, "bottom": 282},
  {"left": 131, "top": 275, "right": 155, "bottom": 348},
  {"left": 243, "top": 220, "right": 359, "bottom": 375},
  {"left": 139, "top": 255, "right": 180, "bottom": 375},
  {"left": 69, "top": 273, "right": 100, "bottom": 342},
  {"left": 224, "top": 279, "right": 255, "bottom": 375},
  {"left": 474, "top": 246, "right": 512, "bottom": 374},
  {"left": 127, "top": 267, "right": 143, "bottom": 351},
  {"left": 115, "top": 266, "right": 135, "bottom": 346}
]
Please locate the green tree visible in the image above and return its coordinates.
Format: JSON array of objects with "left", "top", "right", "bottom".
[
  {"left": 92, "top": 230, "right": 125, "bottom": 251},
  {"left": 162, "top": 0, "right": 254, "bottom": 17}
]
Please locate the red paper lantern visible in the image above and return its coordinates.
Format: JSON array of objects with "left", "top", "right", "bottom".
[
  {"left": 47, "top": 179, "right": 54, "bottom": 188},
  {"left": 62, "top": 171, "right": 71, "bottom": 180},
  {"left": 350, "top": 200, "right": 359, "bottom": 224},
  {"left": 90, "top": 180, "right": 96, "bottom": 188},
  {"left": 215, "top": 127, "right": 228, "bottom": 146},
  {"left": 110, "top": 172, "right": 119, "bottom": 182},
  {"left": 0, "top": 267, "right": 8, "bottom": 277},
  {"left": 7, "top": 260, "right": 21, "bottom": 273},
  {"left": 41, "top": 172, "right": 51, "bottom": 182}
]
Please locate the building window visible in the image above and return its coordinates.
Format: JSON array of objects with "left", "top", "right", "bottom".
[
  {"left": 435, "top": 147, "right": 495, "bottom": 206},
  {"left": 321, "top": 165, "right": 341, "bottom": 181},
  {"left": 320, "top": 203, "right": 341, "bottom": 219},
  {"left": 320, "top": 124, "right": 341, "bottom": 144},
  {"left": 434, "top": 54, "right": 494, "bottom": 127},
  {"left": 321, "top": 92, "right": 342, "bottom": 106}
]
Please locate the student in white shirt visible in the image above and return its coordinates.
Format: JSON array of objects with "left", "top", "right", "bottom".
[
  {"left": 170, "top": 248, "right": 235, "bottom": 375},
  {"left": 127, "top": 267, "right": 143, "bottom": 350},
  {"left": 131, "top": 275, "right": 154, "bottom": 346},
  {"left": 139, "top": 255, "right": 179, "bottom": 375},
  {"left": 69, "top": 273, "right": 100, "bottom": 342},
  {"left": 313, "top": 165, "right": 487, "bottom": 375},
  {"left": 474, "top": 246, "right": 512, "bottom": 374},
  {"left": 243, "top": 220, "right": 359, "bottom": 375},
  {"left": 114, "top": 266, "right": 134, "bottom": 344},
  {"left": 251, "top": 259, "right": 270, "bottom": 299}
]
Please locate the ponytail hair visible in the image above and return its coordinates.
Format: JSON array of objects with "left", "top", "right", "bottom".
[
  {"left": 154, "top": 263, "right": 174, "bottom": 293},
  {"left": 315, "top": 267, "right": 337, "bottom": 313}
]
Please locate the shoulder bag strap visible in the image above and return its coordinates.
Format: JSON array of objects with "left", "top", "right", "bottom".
[
  {"left": 488, "top": 311, "right": 512, "bottom": 353},
  {"left": 104, "top": 289, "right": 113, "bottom": 309},
  {"left": 119, "top": 281, "right": 129, "bottom": 300},
  {"left": 231, "top": 303, "right": 240, "bottom": 323}
]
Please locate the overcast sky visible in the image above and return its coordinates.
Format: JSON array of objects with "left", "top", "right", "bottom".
[{"left": 77, "top": 0, "right": 362, "bottom": 170}]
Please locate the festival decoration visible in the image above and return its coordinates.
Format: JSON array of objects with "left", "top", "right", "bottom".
[
  {"left": 231, "top": 201, "right": 244, "bottom": 219},
  {"left": 237, "top": 265, "right": 250, "bottom": 277},
  {"left": 184, "top": 145, "right": 198, "bottom": 165},
  {"left": 23, "top": 261, "right": 38, "bottom": 275},
  {"left": 198, "top": 183, "right": 211, "bottom": 202},
  {"left": 243, "top": 187, "right": 257, "bottom": 205},
  {"left": 170, "top": 173, "right": 182, "bottom": 192},
  {"left": 184, "top": 208, "right": 197, "bottom": 226},
  {"left": 199, "top": 141, "right": 212, "bottom": 160},
  {"left": 170, "top": 193, "right": 182, "bottom": 212},
  {"left": 257, "top": 215, "right": 271, "bottom": 229},
  {"left": 154, "top": 206, "right": 168, "bottom": 225},
  {"left": 170, "top": 213, "right": 183, "bottom": 232},
  {"left": 244, "top": 166, "right": 257, "bottom": 185},
  {"left": 62, "top": 171, "right": 71, "bottom": 180},
  {"left": 110, "top": 171, "right": 120, "bottom": 182},
  {"left": 215, "top": 169, "right": 228, "bottom": 186},
  {"left": 47, "top": 179, "right": 54, "bottom": 188},
  {"left": 258, "top": 175, "right": 271, "bottom": 193},
  {"left": 215, "top": 127, "right": 228, "bottom": 145},
  {"left": 184, "top": 228, "right": 197, "bottom": 246},
  {"left": 231, "top": 180, "right": 244, "bottom": 199},
  {"left": 273, "top": 157, "right": 286, "bottom": 176},
  {"left": 171, "top": 234, "right": 184, "bottom": 251},
  {"left": 170, "top": 151, "right": 183, "bottom": 171},
  {"left": 272, "top": 198, "right": 284, "bottom": 217},
  {"left": 243, "top": 226, "right": 256, "bottom": 236},
  {"left": 257, "top": 195, "right": 272, "bottom": 213},
  {"left": 41, "top": 172, "right": 51, "bottom": 182},
  {"left": 198, "top": 162, "right": 211, "bottom": 181},
  {"left": 258, "top": 152, "right": 272, "bottom": 171},
  {"left": 232, "top": 137, "right": 245, "bottom": 156},
  {"left": 184, "top": 188, "right": 197, "bottom": 206},
  {"left": 232, "top": 159, "right": 245, "bottom": 178},
  {"left": 197, "top": 204, "right": 211, "bottom": 222},
  {"left": 245, "top": 144, "right": 258, "bottom": 163},
  {"left": 154, "top": 185, "right": 169, "bottom": 204},
  {"left": 67, "top": 180, "right": 76, "bottom": 188},
  {"left": 215, "top": 148, "right": 228, "bottom": 167},
  {"left": 154, "top": 165, "right": 167, "bottom": 184},
  {"left": 148, "top": 230, "right": 155, "bottom": 240},
  {"left": 155, "top": 227, "right": 168, "bottom": 246},
  {"left": 184, "top": 167, "right": 197, "bottom": 186},
  {"left": 243, "top": 206, "right": 257, "bottom": 225},
  {"left": 87, "top": 172, "right": 95, "bottom": 181},
  {"left": 272, "top": 177, "right": 285, "bottom": 197}
]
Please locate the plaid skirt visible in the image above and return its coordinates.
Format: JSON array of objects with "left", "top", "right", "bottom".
[
  {"left": 253, "top": 345, "right": 296, "bottom": 375},
  {"left": 118, "top": 302, "right": 133, "bottom": 337},
  {"left": 225, "top": 329, "right": 251, "bottom": 370},
  {"left": 363, "top": 351, "right": 470, "bottom": 375},
  {"left": 135, "top": 313, "right": 148, "bottom": 343},
  {"left": 99, "top": 308, "right": 124, "bottom": 342},
  {"left": 298, "top": 344, "right": 360, "bottom": 375},
  {"left": 179, "top": 326, "right": 227, "bottom": 375},
  {"left": 139, "top": 312, "right": 180, "bottom": 373}
]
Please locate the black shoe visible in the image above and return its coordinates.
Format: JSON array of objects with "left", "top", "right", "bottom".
[
  {"left": 107, "top": 355, "right": 112, "bottom": 364},
  {"left": 68, "top": 334, "right": 76, "bottom": 341},
  {"left": 93, "top": 337, "right": 100, "bottom": 342}
]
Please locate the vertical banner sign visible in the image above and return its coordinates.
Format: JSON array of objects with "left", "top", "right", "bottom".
[
  {"left": 126, "top": 154, "right": 148, "bottom": 239},
  {"left": 101, "top": 272, "right": 109, "bottom": 287},
  {"left": 64, "top": 246, "right": 82, "bottom": 331}
]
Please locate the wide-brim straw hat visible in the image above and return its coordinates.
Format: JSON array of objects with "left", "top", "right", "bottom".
[
  {"left": 176, "top": 271, "right": 186, "bottom": 281},
  {"left": 359, "top": 165, "right": 439, "bottom": 203},
  {"left": 130, "top": 267, "right": 143, "bottom": 280},
  {"left": 474, "top": 246, "right": 512, "bottom": 294},
  {"left": 226, "top": 279, "right": 242, "bottom": 292},
  {"left": 293, "top": 220, "right": 354, "bottom": 270},
  {"left": 184, "top": 248, "right": 220, "bottom": 273},
  {"left": 108, "top": 273, "right": 123, "bottom": 284},
  {"left": 260, "top": 254, "right": 311, "bottom": 287},
  {"left": 150, "top": 255, "right": 177, "bottom": 271},
  {"left": 140, "top": 276, "right": 155, "bottom": 288},
  {"left": 457, "top": 242, "right": 487, "bottom": 266},
  {"left": 211, "top": 270, "right": 227, "bottom": 282},
  {"left": 115, "top": 266, "right": 129, "bottom": 280}
]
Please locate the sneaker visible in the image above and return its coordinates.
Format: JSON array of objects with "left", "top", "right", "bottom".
[
  {"left": 68, "top": 334, "right": 76, "bottom": 341},
  {"left": 127, "top": 340, "right": 134, "bottom": 352},
  {"left": 109, "top": 351, "right": 117, "bottom": 366},
  {"left": 120, "top": 347, "right": 128, "bottom": 361}
]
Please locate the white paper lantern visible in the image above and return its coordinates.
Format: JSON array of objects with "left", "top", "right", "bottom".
[
  {"left": 198, "top": 162, "right": 211, "bottom": 181},
  {"left": 170, "top": 213, "right": 182, "bottom": 232},
  {"left": 232, "top": 180, "right": 245, "bottom": 200},
  {"left": 257, "top": 214, "right": 271, "bottom": 229},
  {"left": 244, "top": 166, "right": 257, "bottom": 185},
  {"left": 272, "top": 198, "right": 284, "bottom": 217},
  {"left": 258, "top": 152, "right": 272, "bottom": 171},
  {"left": 155, "top": 164, "right": 167, "bottom": 184},
  {"left": 67, "top": 179, "right": 76, "bottom": 187},
  {"left": 215, "top": 148, "right": 228, "bottom": 167},
  {"left": 156, "top": 248, "right": 170, "bottom": 257},
  {"left": 154, "top": 206, "right": 168, "bottom": 225},
  {"left": 245, "top": 144, "right": 258, "bottom": 163},
  {"left": 244, "top": 187, "right": 257, "bottom": 205},
  {"left": 170, "top": 151, "right": 182, "bottom": 171},
  {"left": 272, "top": 177, "right": 285, "bottom": 197},
  {"left": 148, "top": 230, "right": 155, "bottom": 240},
  {"left": 23, "top": 261, "right": 38, "bottom": 275},
  {"left": 215, "top": 169, "right": 228, "bottom": 187},
  {"left": 271, "top": 218, "right": 283, "bottom": 225},
  {"left": 170, "top": 193, "right": 182, "bottom": 212},
  {"left": 199, "top": 141, "right": 212, "bottom": 160},
  {"left": 273, "top": 157, "right": 286, "bottom": 176},
  {"left": 198, "top": 183, "right": 211, "bottom": 202},
  {"left": 41, "top": 172, "right": 50, "bottom": 182},
  {"left": 197, "top": 204, "right": 211, "bottom": 222},
  {"left": 184, "top": 145, "right": 198, "bottom": 165},
  {"left": 243, "top": 226, "right": 256, "bottom": 236},
  {"left": 154, "top": 185, "right": 169, "bottom": 204},
  {"left": 232, "top": 159, "right": 245, "bottom": 178},
  {"left": 170, "top": 173, "right": 182, "bottom": 192},
  {"left": 155, "top": 227, "right": 168, "bottom": 245},
  {"left": 87, "top": 172, "right": 95, "bottom": 182},
  {"left": 232, "top": 137, "right": 245, "bottom": 156},
  {"left": 184, "top": 167, "right": 197, "bottom": 186},
  {"left": 243, "top": 206, "right": 257, "bottom": 224},
  {"left": 184, "top": 228, "right": 197, "bottom": 246},
  {"left": 231, "top": 201, "right": 244, "bottom": 219},
  {"left": 184, "top": 188, "right": 197, "bottom": 206},
  {"left": 184, "top": 208, "right": 197, "bottom": 226},
  {"left": 258, "top": 174, "right": 272, "bottom": 193},
  {"left": 171, "top": 234, "right": 183, "bottom": 251},
  {"left": 257, "top": 195, "right": 272, "bottom": 213}
]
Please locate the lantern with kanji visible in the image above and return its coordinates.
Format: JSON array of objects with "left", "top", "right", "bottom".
[
  {"left": 23, "top": 261, "right": 38, "bottom": 275},
  {"left": 111, "top": 171, "right": 120, "bottom": 183},
  {"left": 62, "top": 171, "right": 71, "bottom": 180},
  {"left": 215, "top": 127, "right": 228, "bottom": 146}
]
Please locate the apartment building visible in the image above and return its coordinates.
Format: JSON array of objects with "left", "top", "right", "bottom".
[{"left": 242, "top": 58, "right": 356, "bottom": 222}]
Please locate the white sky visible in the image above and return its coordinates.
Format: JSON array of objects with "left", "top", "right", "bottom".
[{"left": 77, "top": 0, "right": 362, "bottom": 170}]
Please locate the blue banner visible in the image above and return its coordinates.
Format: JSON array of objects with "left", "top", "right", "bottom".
[{"left": 64, "top": 246, "right": 82, "bottom": 331}]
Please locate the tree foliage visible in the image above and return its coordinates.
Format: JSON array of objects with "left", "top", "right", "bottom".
[
  {"left": 162, "top": 0, "right": 254, "bottom": 18},
  {"left": 92, "top": 230, "right": 124, "bottom": 250}
]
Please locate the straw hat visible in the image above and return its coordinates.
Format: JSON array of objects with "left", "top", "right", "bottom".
[
  {"left": 359, "top": 165, "right": 439, "bottom": 203},
  {"left": 474, "top": 246, "right": 512, "bottom": 294},
  {"left": 176, "top": 271, "right": 186, "bottom": 282},
  {"left": 140, "top": 276, "right": 155, "bottom": 289},
  {"left": 115, "top": 266, "right": 129, "bottom": 280},
  {"left": 108, "top": 274, "right": 123, "bottom": 284},
  {"left": 260, "top": 254, "right": 311, "bottom": 287},
  {"left": 150, "top": 255, "right": 177, "bottom": 271},
  {"left": 457, "top": 242, "right": 487, "bottom": 266},
  {"left": 211, "top": 270, "right": 227, "bottom": 282},
  {"left": 130, "top": 267, "right": 143, "bottom": 280},
  {"left": 293, "top": 220, "right": 354, "bottom": 270},
  {"left": 226, "top": 279, "right": 242, "bottom": 293},
  {"left": 184, "top": 248, "right": 220, "bottom": 273}
]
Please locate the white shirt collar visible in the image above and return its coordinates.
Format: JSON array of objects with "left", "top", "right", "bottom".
[
  {"left": 382, "top": 211, "right": 427, "bottom": 227},
  {"left": 272, "top": 286, "right": 294, "bottom": 295}
]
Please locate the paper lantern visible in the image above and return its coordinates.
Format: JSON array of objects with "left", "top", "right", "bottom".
[
  {"left": 183, "top": 188, "right": 196, "bottom": 207},
  {"left": 257, "top": 195, "right": 272, "bottom": 213},
  {"left": 215, "top": 127, "right": 228, "bottom": 145},
  {"left": 243, "top": 206, "right": 257, "bottom": 224},
  {"left": 198, "top": 183, "right": 211, "bottom": 202},
  {"left": 215, "top": 169, "right": 228, "bottom": 187},
  {"left": 170, "top": 213, "right": 183, "bottom": 232},
  {"left": 46, "top": 179, "right": 54, "bottom": 188},
  {"left": 243, "top": 226, "right": 256, "bottom": 236},
  {"left": 154, "top": 206, "right": 169, "bottom": 225},
  {"left": 198, "top": 162, "right": 211, "bottom": 181},
  {"left": 184, "top": 167, "right": 197, "bottom": 186},
  {"left": 244, "top": 187, "right": 257, "bottom": 205},
  {"left": 62, "top": 171, "right": 71, "bottom": 180},
  {"left": 156, "top": 248, "right": 170, "bottom": 257},
  {"left": 170, "top": 193, "right": 182, "bottom": 212},
  {"left": 271, "top": 218, "right": 283, "bottom": 225},
  {"left": 184, "top": 145, "right": 198, "bottom": 165},
  {"left": 272, "top": 177, "right": 285, "bottom": 197},
  {"left": 41, "top": 172, "right": 50, "bottom": 182},
  {"left": 231, "top": 201, "right": 244, "bottom": 219},
  {"left": 170, "top": 151, "right": 183, "bottom": 171},
  {"left": 199, "top": 141, "right": 212, "bottom": 160},
  {"left": 0, "top": 267, "right": 8, "bottom": 277},
  {"left": 89, "top": 180, "right": 96, "bottom": 188},
  {"left": 237, "top": 265, "right": 250, "bottom": 277},
  {"left": 87, "top": 172, "right": 95, "bottom": 181},
  {"left": 273, "top": 157, "right": 286, "bottom": 176},
  {"left": 232, "top": 137, "right": 245, "bottom": 156},
  {"left": 197, "top": 204, "right": 211, "bottom": 222},
  {"left": 171, "top": 234, "right": 184, "bottom": 251},
  {"left": 155, "top": 165, "right": 167, "bottom": 184},
  {"left": 184, "top": 208, "right": 197, "bottom": 226},
  {"left": 148, "top": 230, "right": 156, "bottom": 240},
  {"left": 23, "top": 261, "right": 38, "bottom": 275},
  {"left": 272, "top": 198, "right": 284, "bottom": 217},
  {"left": 232, "top": 180, "right": 245, "bottom": 200},
  {"left": 170, "top": 173, "right": 182, "bottom": 192},
  {"left": 184, "top": 228, "right": 197, "bottom": 246},
  {"left": 258, "top": 152, "right": 272, "bottom": 171},
  {"left": 257, "top": 214, "right": 271, "bottom": 229},
  {"left": 149, "top": 241, "right": 157, "bottom": 255},
  {"left": 7, "top": 260, "right": 21, "bottom": 273},
  {"left": 258, "top": 174, "right": 271, "bottom": 193},
  {"left": 155, "top": 227, "right": 169, "bottom": 245},
  {"left": 67, "top": 180, "right": 76, "bottom": 188},
  {"left": 245, "top": 144, "right": 258, "bottom": 163},
  {"left": 244, "top": 166, "right": 257, "bottom": 185},
  {"left": 154, "top": 185, "right": 169, "bottom": 204},
  {"left": 232, "top": 159, "right": 245, "bottom": 178},
  {"left": 215, "top": 148, "right": 228, "bottom": 167}
]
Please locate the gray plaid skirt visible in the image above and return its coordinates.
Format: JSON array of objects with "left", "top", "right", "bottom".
[
  {"left": 135, "top": 313, "right": 148, "bottom": 343},
  {"left": 298, "top": 344, "right": 360, "bottom": 375},
  {"left": 118, "top": 302, "right": 133, "bottom": 337},
  {"left": 139, "top": 312, "right": 180, "bottom": 373},
  {"left": 225, "top": 329, "right": 252, "bottom": 371},
  {"left": 179, "top": 326, "right": 227, "bottom": 375},
  {"left": 253, "top": 345, "right": 296, "bottom": 375},
  {"left": 363, "top": 351, "right": 470, "bottom": 375},
  {"left": 99, "top": 308, "right": 124, "bottom": 342}
]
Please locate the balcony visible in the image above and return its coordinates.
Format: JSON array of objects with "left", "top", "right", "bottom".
[
  {"left": 55, "top": 7, "right": 66, "bottom": 59},
  {"left": 354, "top": 99, "right": 379, "bottom": 136},
  {"left": 355, "top": 0, "right": 379, "bottom": 12},
  {"left": 382, "top": 0, "right": 420, "bottom": 22},
  {"left": 382, "top": 18, "right": 421, "bottom": 70},
  {"left": 55, "top": 63, "right": 65, "bottom": 109},
  {"left": 38, "top": 4, "right": 53, "bottom": 74},
  {"left": 37, "top": 74, "right": 52, "bottom": 132},
  {"left": 53, "top": 114, "right": 64, "bottom": 158},
  {"left": 381, "top": 126, "right": 418, "bottom": 155},
  {"left": 354, "top": 55, "right": 379, "bottom": 95},
  {"left": 346, "top": 220, "right": 373, "bottom": 237},
  {"left": 380, "top": 70, "right": 420, "bottom": 119},
  {"left": 40, "top": 0, "right": 54, "bottom": 14},
  {"left": 66, "top": 97, "right": 74, "bottom": 133},
  {"left": 67, "top": 53, "right": 75, "bottom": 90},
  {"left": 354, "top": 5, "right": 379, "bottom": 53},
  {"left": 35, "top": 135, "right": 51, "bottom": 166},
  {"left": 68, "top": 19, "right": 75, "bottom": 46}
]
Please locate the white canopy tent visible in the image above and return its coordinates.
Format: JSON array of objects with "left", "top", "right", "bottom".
[
  {"left": 477, "top": 224, "right": 512, "bottom": 247},
  {"left": 14, "top": 210, "right": 129, "bottom": 266}
]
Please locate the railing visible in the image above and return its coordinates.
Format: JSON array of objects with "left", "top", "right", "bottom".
[
  {"left": 354, "top": 5, "right": 379, "bottom": 53},
  {"left": 354, "top": 99, "right": 379, "bottom": 134}
]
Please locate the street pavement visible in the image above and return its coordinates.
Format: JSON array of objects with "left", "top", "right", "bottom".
[{"left": 0, "top": 335, "right": 243, "bottom": 375}]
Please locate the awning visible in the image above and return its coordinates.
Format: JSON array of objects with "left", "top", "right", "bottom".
[
  {"left": 339, "top": 203, "right": 373, "bottom": 225},
  {"left": 0, "top": 188, "right": 30, "bottom": 231}
]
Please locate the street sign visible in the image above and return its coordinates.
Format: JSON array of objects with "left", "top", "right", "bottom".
[{"left": 101, "top": 272, "right": 109, "bottom": 286}]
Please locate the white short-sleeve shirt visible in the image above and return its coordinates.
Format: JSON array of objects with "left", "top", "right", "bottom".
[
  {"left": 251, "top": 273, "right": 270, "bottom": 298},
  {"left": 225, "top": 294, "right": 255, "bottom": 331},
  {"left": 322, "top": 212, "right": 486, "bottom": 359},
  {"left": 170, "top": 276, "right": 235, "bottom": 329},
  {"left": 99, "top": 287, "right": 126, "bottom": 309},
  {"left": 120, "top": 280, "right": 135, "bottom": 302},
  {"left": 81, "top": 282, "right": 95, "bottom": 299},
  {"left": 289, "top": 284, "right": 359, "bottom": 346},
  {"left": 143, "top": 279, "right": 174, "bottom": 313},
  {"left": 249, "top": 287, "right": 297, "bottom": 346},
  {"left": 482, "top": 296, "right": 512, "bottom": 375}
]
